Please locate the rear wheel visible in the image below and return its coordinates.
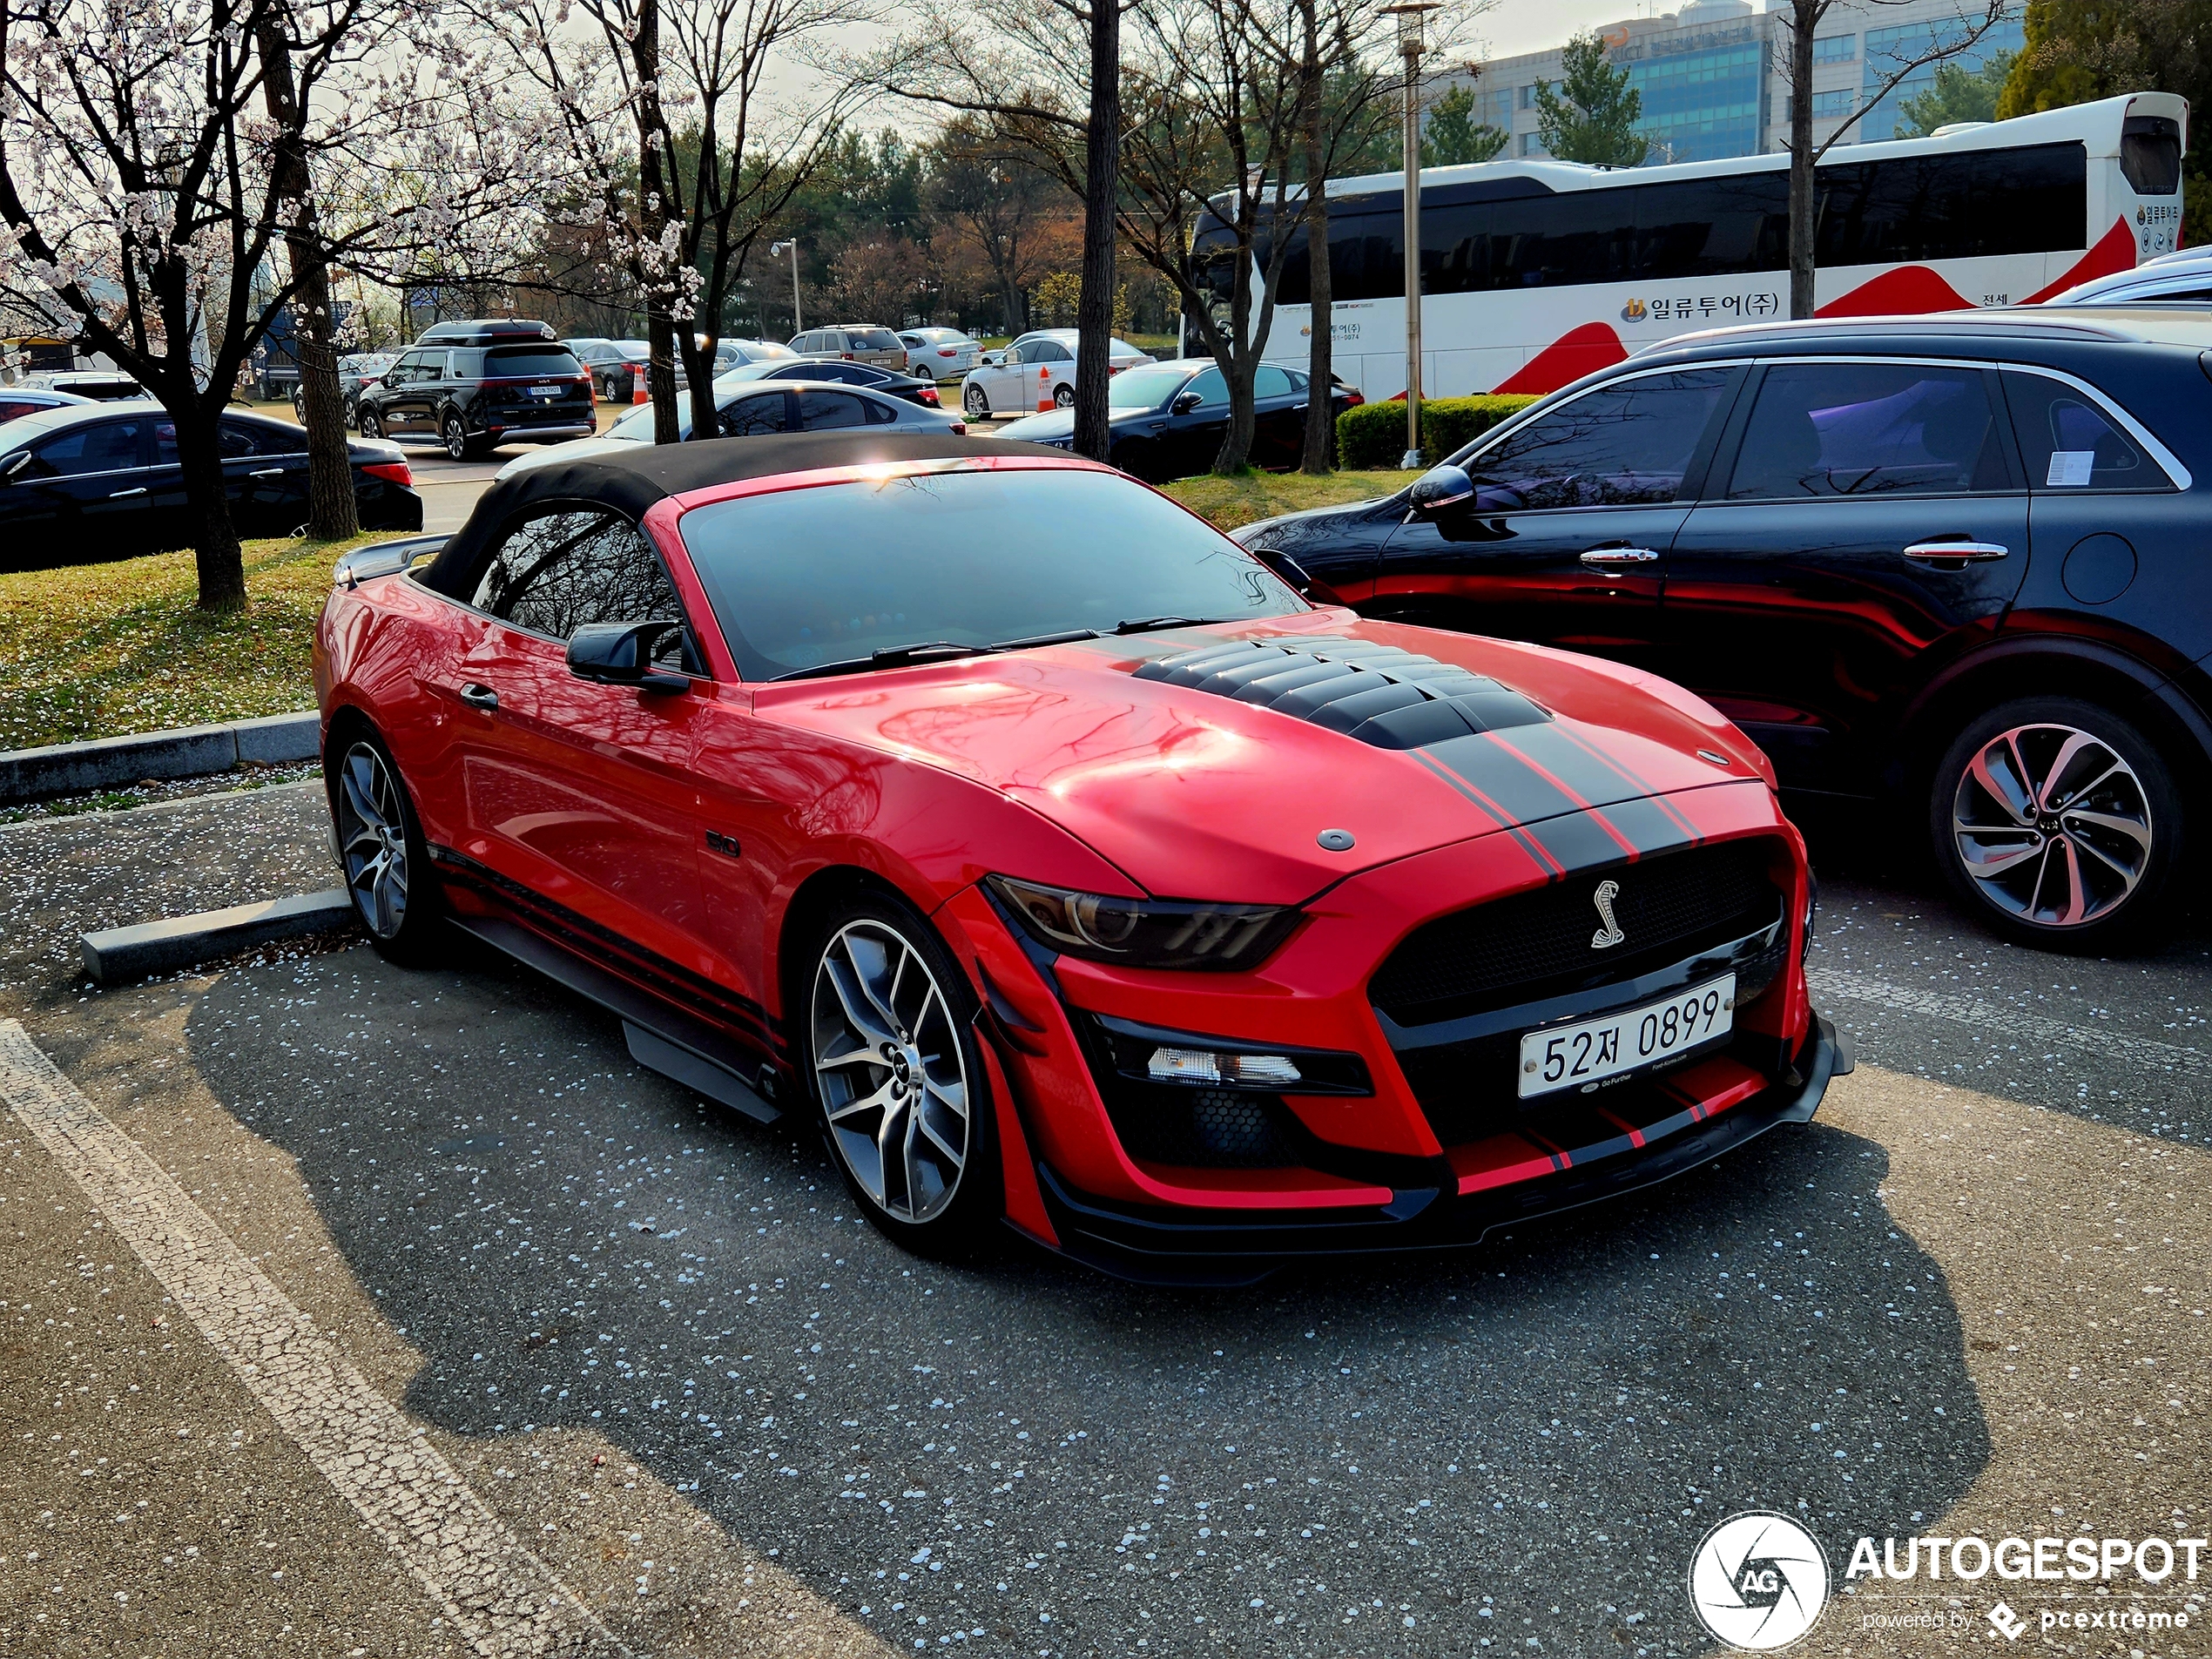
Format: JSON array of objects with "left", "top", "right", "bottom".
[
  {"left": 357, "top": 408, "right": 383, "bottom": 440},
  {"left": 1929, "top": 695, "right": 2183, "bottom": 951},
  {"left": 1053, "top": 382, "right": 1075, "bottom": 408},
  {"left": 801, "top": 894, "right": 1000, "bottom": 1254},
  {"left": 441, "top": 413, "right": 469, "bottom": 460},
  {"left": 963, "top": 382, "right": 989, "bottom": 420},
  {"left": 329, "top": 732, "right": 442, "bottom": 963}
]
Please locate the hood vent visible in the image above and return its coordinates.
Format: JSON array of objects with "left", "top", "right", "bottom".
[{"left": 1133, "top": 637, "right": 1549, "bottom": 751}]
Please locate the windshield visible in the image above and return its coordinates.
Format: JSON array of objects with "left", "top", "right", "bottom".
[
  {"left": 679, "top": 467, "right": 1305, "bottom": 680},
  {"left": 1108, "top": 365, "right": 1193, "bottom": 409}
]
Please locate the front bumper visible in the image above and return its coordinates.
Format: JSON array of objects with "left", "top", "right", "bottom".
[{"left": 1028, "top": 1015, "right": 1847, "bottom": 1286}]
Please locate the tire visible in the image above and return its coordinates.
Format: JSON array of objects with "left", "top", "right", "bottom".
[
  {"left": 1929, "top": 694, "right": 2184, "bottom": 952},
  {"left": 963, "top": 383, "right": 989, "bottom": 420},
  {"left": 328, "top": 731, "right": 443, "bottom": 964},
  {"left": 1053, "top": 382, "right": 1075, "bottom": 408},
  {"left": 358, "top": 408, "right": 383, "bottom": 440},
  {"left": 799, "top": 893, "right": 1001, "bottom": 1255},
  {"left": 442, "top": 413, "right": 469, "bottom": 461}
]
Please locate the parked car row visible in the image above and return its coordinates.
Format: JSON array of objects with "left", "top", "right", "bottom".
[{"left": 997, "top": 358, "right": 1358, "bottom": 482}]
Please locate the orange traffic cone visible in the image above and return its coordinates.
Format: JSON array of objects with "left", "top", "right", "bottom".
[{"left": 1036, "top": 364, "right": 1052, "bottom": 413}]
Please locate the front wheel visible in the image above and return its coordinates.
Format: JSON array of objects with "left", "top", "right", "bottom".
[
  {"left": 1929, "top": 694, "right": 2184, "bottom": 951},
  {"left": 358, "top": 408, "right": 383, "bottom": 440},
  {"left": 802, "top": 895, "right": 1000, "bottom": 1254},
  {"left": 962, "top": 382, "right": 989, "bottom": 420},
  {"left": 329, "top": 732, "right": 442, "bottom": 963}
]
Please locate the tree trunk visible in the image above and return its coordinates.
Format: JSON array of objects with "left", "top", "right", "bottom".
[
  {"left": 1298, "top": 7, "right": 1333, "bottom": 475},
  {"left": 633, "top": 0, "right": 682, "bottom": 444},
  {"left": 685, "top": 331, "right": 719, "bottom": 440},
  {"left": 1787, "top": 0, "right": 1818, "bottom": 320},
  {"left": 179, "top": 390, "right": 247, "bottom": 610},
  {"left": 255, "top": 18, "right": 356, "bottom": 540},
  {"left": 1216, "top": 359, "right": 1258, "bottom": 474},
  {"left": 1071, "top": 0, "right": 1121, "bottom": 462}
]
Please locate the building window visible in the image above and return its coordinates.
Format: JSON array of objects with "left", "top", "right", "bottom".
[
  {"left": 1785, "top": 87, "right": 1858, "bottom": 120},
  {"left": 1860, "top": 12, "right": 2025, "bottom": 140},
  {"left": 1520, "top": 131, "right": 1545, "bottom": 156},
  {"left": 1811, "top": 33, "right": 1857, "bottom": 63},
  {"left": 1519, "top": 83, "right": 1535, "bottom": 109}
]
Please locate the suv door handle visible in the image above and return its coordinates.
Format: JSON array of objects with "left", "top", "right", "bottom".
[
  {"left": 1579, "top": 547, "right": 1660, "bottom": 565},
  {"left": 108, "top": 487, "right": 147, "bottom": 499},
  {"left": 1903, "top": 541, "right": 2008, "bottom": 563},
  {"left": 458, "top": 683, "right": 499, "bottom": 710}
]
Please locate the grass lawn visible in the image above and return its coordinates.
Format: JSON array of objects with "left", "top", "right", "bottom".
[
  {"left": 0, "top": 536, "right": 387, "bottom": 752},
  {"left": 1160, "top": 467, "right": 1421, "bottom": 532}
]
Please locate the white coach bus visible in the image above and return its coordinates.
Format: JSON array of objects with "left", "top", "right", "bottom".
[{"left": 1192, "top": 92, "right": 2187, "bottom": 400}]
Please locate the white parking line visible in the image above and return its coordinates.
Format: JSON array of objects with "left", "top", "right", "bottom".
[
  {"left": 0, "top": 1020, "right": 628, "bottom": 1658},
  {"left": 1810, "top": 966, "right": 2212, "bottom": 1080}
]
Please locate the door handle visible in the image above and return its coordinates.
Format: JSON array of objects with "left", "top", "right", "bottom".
[
  {"left": 1579, "top": 547, "right": 1660, "bottom": 565},
  {"left": 249, "top": 468, "right": 285, "bottom": 479},
  {"left": 458, "top": 683, "right": 499, "bottom": 710},
  {"left": 108, "top": 487, "right": 147, "bottom": 499},
  {"left": 1903, "top": 541, "right": 2008, "bottom": 563}
]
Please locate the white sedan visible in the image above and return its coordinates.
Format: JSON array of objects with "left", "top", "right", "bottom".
[
  {"left": 958, "top": 330, "right": 1154, "bottom": 419},
  {"left": 898, "top": 327, "right": 981, "bottom": 379}
]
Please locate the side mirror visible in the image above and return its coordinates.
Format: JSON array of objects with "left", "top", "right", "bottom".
[
  {"left": 566, "top": 621, "right": 691, "bottom": 693},
  {"left": 0, "top": 451, "right": 30, "bottom": 482},
  {"left": 1170, "top": 391, "right": 1203, "bottom": 415},
  {"left": 1407, "top": 463, "right": 1474, "bottom": 514}
]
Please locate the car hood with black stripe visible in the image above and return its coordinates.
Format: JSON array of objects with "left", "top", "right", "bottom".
[{"left": 752, "top": 611, "right": 1777, "bottom": 906}]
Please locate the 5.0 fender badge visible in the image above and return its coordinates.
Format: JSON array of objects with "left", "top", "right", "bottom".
[{"left": 1590, "top": 879, "right": 1626, "bottom": 949}]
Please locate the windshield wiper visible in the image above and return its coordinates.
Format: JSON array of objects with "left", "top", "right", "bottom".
[
  {"left": 1113, "top": 615, "right": 1226, "bottom": 636},
  {"left": 772, "top": 641, "right": 997, "bottom": 681},
  {"left": 770, "top": 628, "right": 1103, "bottom": 683}
]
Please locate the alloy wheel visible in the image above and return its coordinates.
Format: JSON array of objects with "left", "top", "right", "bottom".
[
  {"left": 334, "top": 741, "right": 411, "bottom": 939},
  {"left": 359, "top": 409, "right": 382, "bottom": 440},
  {"left": 963, "top": 384, "right": 988, "bottom": 420},
  {"left": 811, "top": 919, "right": 970, "bottom": 1224},
  {"left": 1951, "top": 721, "right": 2154, "bottom": 928},
  {"left": 1053, "top": 383, "right": 1075, "bottom": 408},
  {"left": 442, "top": 416, "right": 467, "bottom": 460}
]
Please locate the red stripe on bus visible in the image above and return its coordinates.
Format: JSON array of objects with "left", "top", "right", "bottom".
[
  {"left": 2022, "top": 218, "right": 2137, "bottom": 303},
  {"left": 1491, "top": 321, "right": 1629, "bottom": 395}
]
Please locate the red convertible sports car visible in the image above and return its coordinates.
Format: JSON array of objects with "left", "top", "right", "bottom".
[{"left": 315, "top": 431, "right": 1846, "bottom": 1283}]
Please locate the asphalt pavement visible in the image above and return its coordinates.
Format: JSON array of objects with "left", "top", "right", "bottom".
[{"left": 1, "top": 786, "right": 2206, "bottom": 1656}]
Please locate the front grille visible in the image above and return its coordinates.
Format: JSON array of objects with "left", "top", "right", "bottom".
[{"left": 1370, "top": 840, "right": 1783, "bottom": 1028}]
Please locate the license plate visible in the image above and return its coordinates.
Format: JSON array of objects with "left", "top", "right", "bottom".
[
  {"left": 1517, "top": 974, "right": 1736, "bottom": 1100},
  {"left": 529, "top": 385, "right": 558, "bottom": 398}
]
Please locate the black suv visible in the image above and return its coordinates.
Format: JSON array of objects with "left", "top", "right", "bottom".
[
  {"left": 354, "top": 320, "right": 593, "bottom": 459},
  {"left": 1238, "top": 308, "right": 2212, "bottom": 951}
]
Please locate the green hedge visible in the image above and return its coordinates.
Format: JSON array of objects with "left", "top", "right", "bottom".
[{"left": 1335, "top": 395, "right": 1539, "bottom": 470}]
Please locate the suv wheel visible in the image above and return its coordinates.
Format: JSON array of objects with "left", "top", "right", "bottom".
[
  {"left": 357, "top": 407, "right": 383, "bottom": 440},
  {"left": 800, "top": 894, "right": 1000, "bottom": 1254},
  {"left": 441, "top": 412, "right": 474, "bottom": 461},
  {"left": 962, "top": 382, "right": 988, "bottom": 420},
  {"left": 1930, "top": 695, "right": 2183, "bottom": 951}
]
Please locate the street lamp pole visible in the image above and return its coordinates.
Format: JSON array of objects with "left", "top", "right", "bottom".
[
  {"left": 1380, "top": 1, "right": 1439, "bottom": 469},
  {"left": 770, "top": 239, "right": 801, "bottom": 334}
]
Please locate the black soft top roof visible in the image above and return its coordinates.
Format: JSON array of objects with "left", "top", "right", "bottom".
[{"left": 418, "top": 430, "right": 1067, "bottom": 597}]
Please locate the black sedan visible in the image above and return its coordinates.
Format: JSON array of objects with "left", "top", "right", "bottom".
[
  {"left": 713, "top": 356, "right": 947, "bottom": 408},
  {"left": 1236, "top": 307, "right": 2212, "bottom": 953},
  {"left": 996, "top": 358, "right": 1354, "bottom": 482},
  {"left": 0, "top": 401, "right": 421, "bottom": 572}
]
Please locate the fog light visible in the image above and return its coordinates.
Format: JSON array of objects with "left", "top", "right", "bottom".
[{"left": 1146, "top": 1047, "right": 1302, "bottom": 1087}]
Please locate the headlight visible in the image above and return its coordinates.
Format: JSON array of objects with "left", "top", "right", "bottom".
[{"left": 985, "top": 874, "right": 1300, "bottom": 972}]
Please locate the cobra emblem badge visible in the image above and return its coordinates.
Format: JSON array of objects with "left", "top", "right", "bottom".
[{"left": 1590, "top": 879, "right": 1626, "bottom": 949}]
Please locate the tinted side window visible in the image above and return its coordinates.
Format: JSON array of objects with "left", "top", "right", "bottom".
[
  {"left": 1727, "top": 364, "right": 2008, "bottom": 499},
  {"left": 720, "top": 394, "right": 789, "bottom": 436},
  {"left": 219, "top": 418, "right": 307, "bottom": 457},
  {"left": 795, "top": 389, "right": 868, "bottom": 430},
  {"left": 860, "top": 394, "right": 900, "bottom": 426},
  {"left": 1460, "top": 368, "right": 1733, "bottom": 509},
  {"left": 2001, "top": 371, "right": 2162, "bottom": 491},
  {"left": 471, "top": 509, "right": 686, "bottom": 657},
  {"left": 1815, "top": 145, "right": 2087, "bottom": 266},
  {"left": 28, "top": 420, "right": 144, "bottom": 475},
  {"left": 1254, "top": 366, "right": 1294, "bottom": 398},
  {"left": 1037, "top": 341, "right": 1072, "bottom": 363},
  {"left": 1186, "top": 368, "right": 1228, "bottom": 407}
]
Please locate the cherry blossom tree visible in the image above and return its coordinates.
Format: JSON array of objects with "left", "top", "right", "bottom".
[{"left": 0, "top": 0, "right": 553, "bottom": 605}]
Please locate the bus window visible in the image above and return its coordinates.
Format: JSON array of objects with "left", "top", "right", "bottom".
[
  {"left": 2121, "top": 116, "right": 2182, "bottom": 196},
  {"left": 1815, "top": 143, "right": 2086, "bottom": 266}
]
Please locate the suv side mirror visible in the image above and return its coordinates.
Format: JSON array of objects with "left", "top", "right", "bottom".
[
  {"left": 566, "top": 621, "right": 691, "bottom": 693},
  {"left": 1407, "top": 463, "right": 1474, "bottom": 514}
]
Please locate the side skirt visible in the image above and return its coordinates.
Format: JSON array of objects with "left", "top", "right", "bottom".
[{"left": 449, "top": 914, "right": 781, "bottom": 1125}]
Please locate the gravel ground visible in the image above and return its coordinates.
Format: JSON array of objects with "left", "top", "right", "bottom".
[{"left": 0, "top": 788, "right": 2205, "bottom": 1656}]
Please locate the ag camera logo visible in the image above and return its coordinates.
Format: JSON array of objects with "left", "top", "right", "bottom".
[{"left": 1688, "top": 1511, "right": 1831, "bottom": 1650}]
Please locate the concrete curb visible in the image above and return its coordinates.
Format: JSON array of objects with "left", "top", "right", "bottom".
[
  {"left": 0, "top": 711, "right": 320, "bottom": 805},
  {"left": 80, "top": 888, "right": 357, "bottom": 985}
]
